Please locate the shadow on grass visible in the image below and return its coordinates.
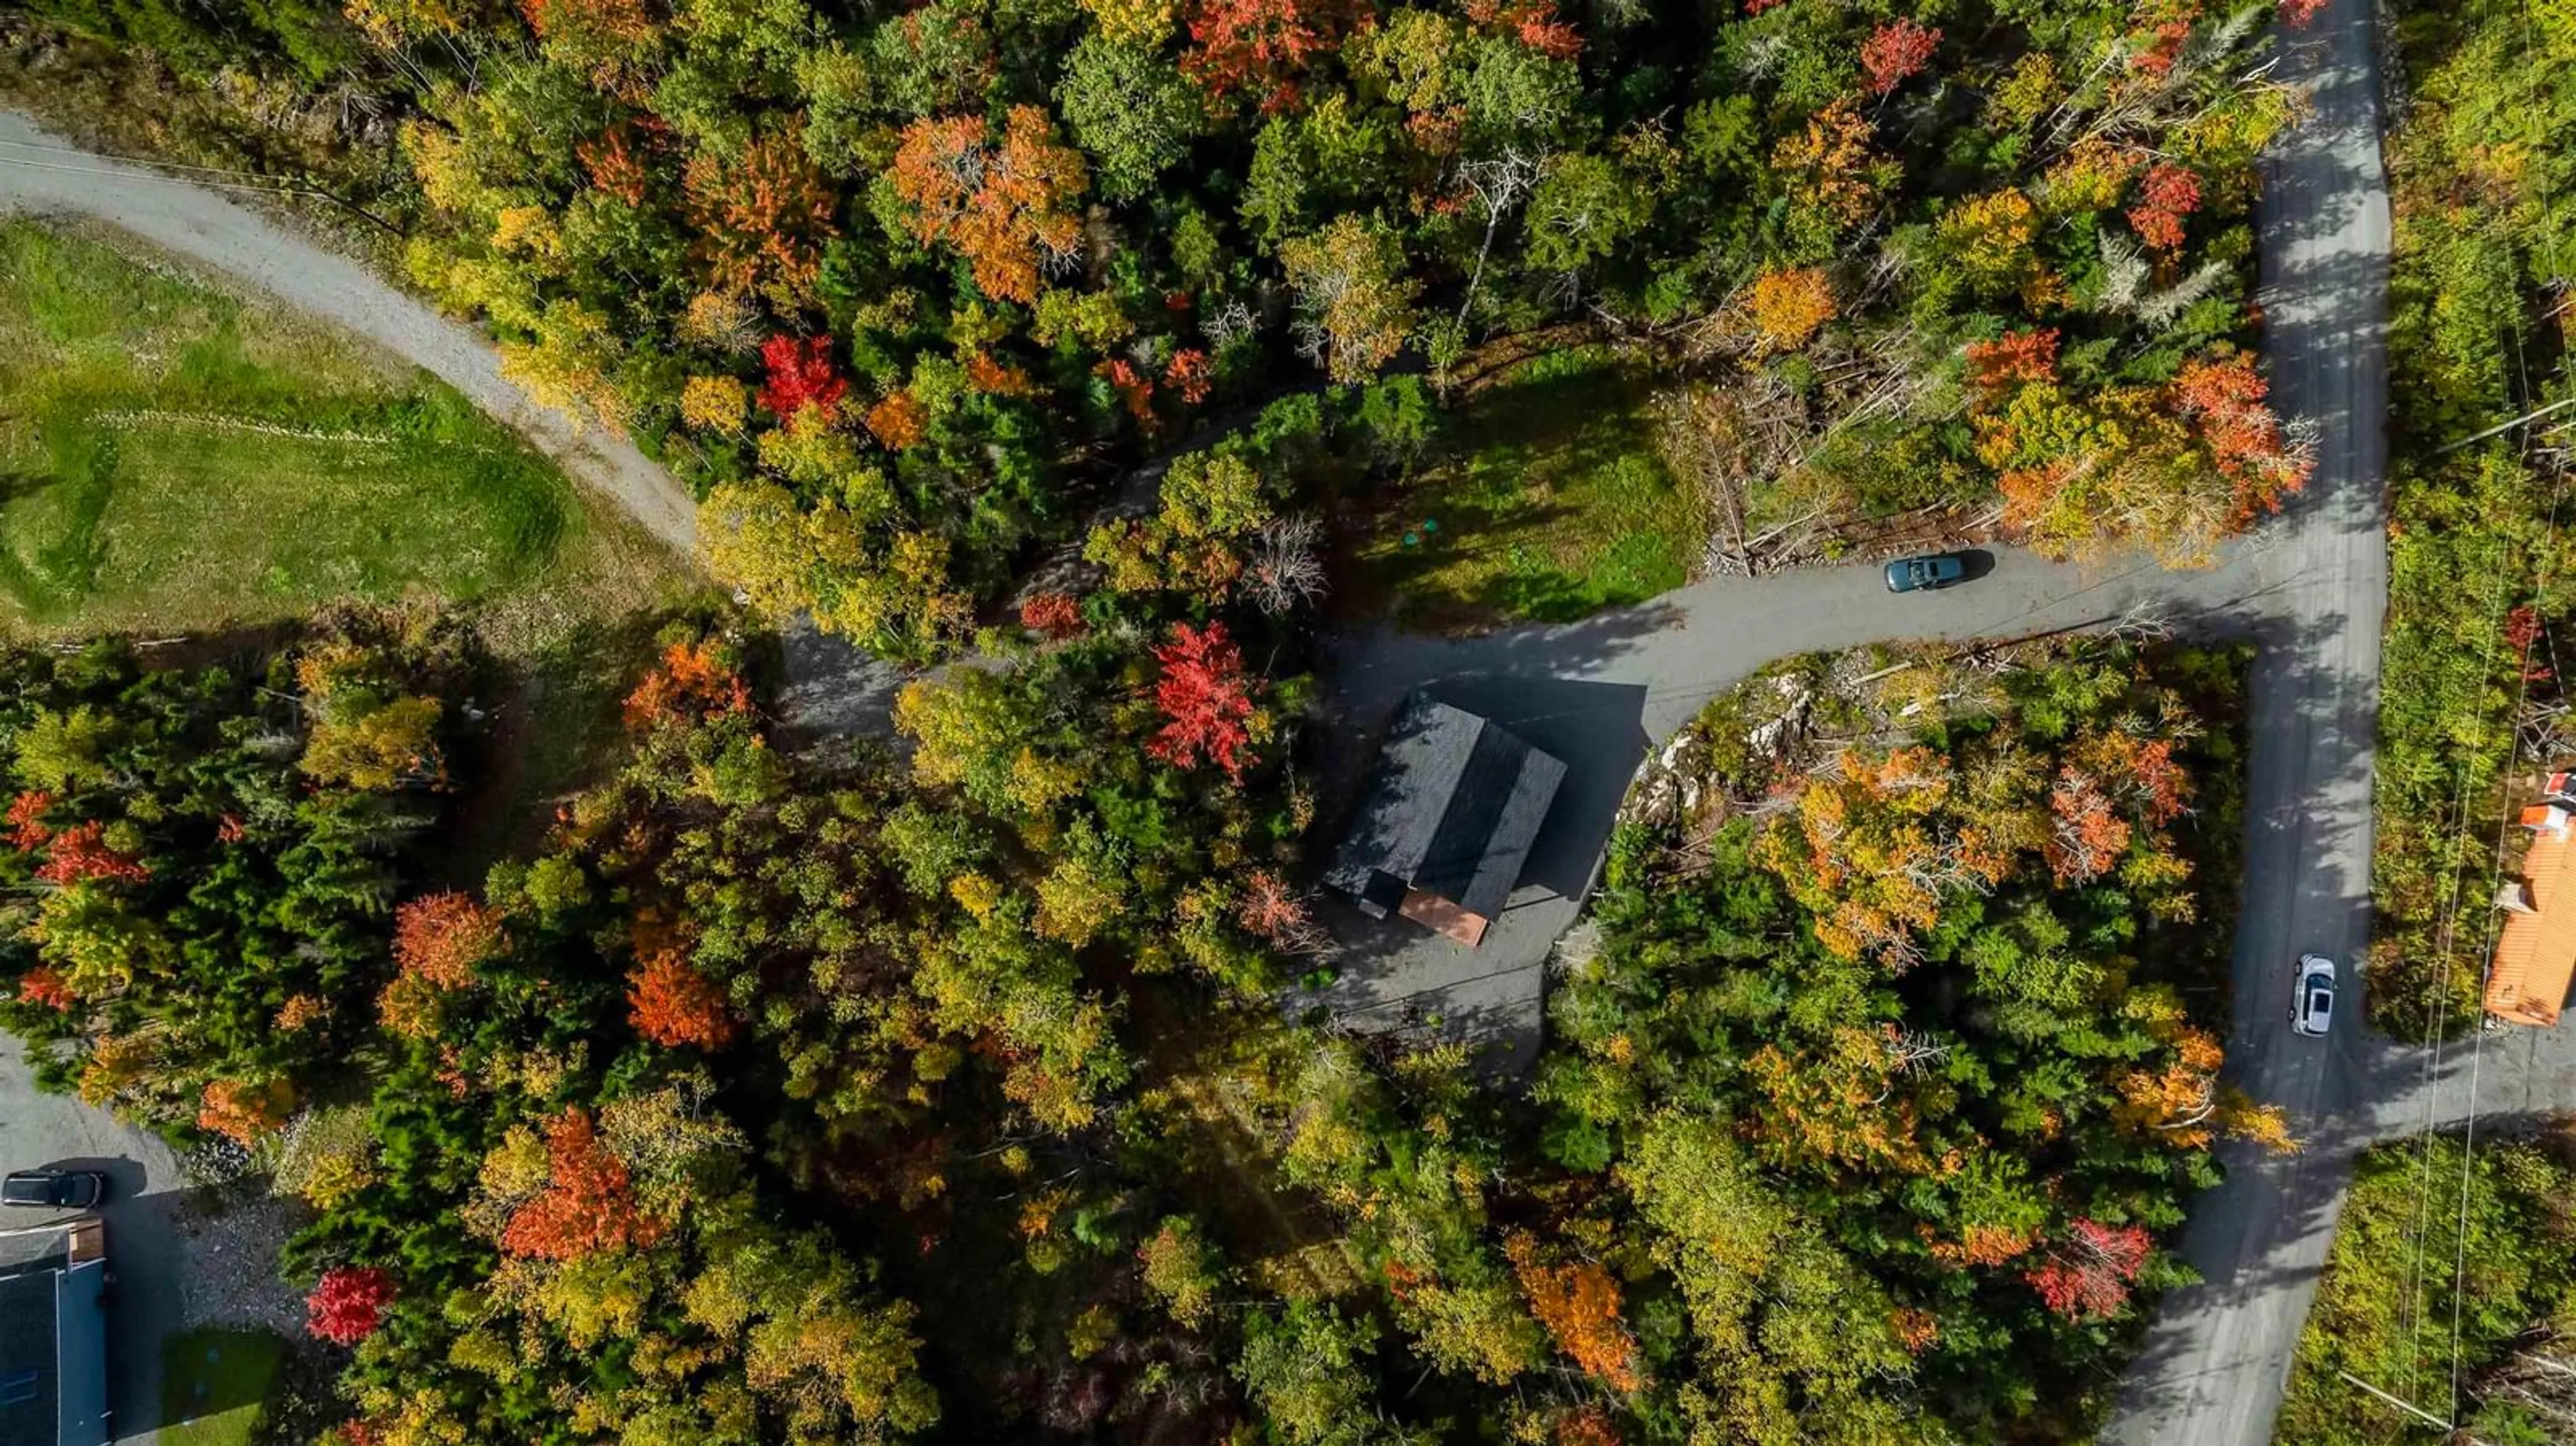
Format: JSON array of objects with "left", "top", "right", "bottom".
[
  {"left": 440, "top": 605, "right": 683, "bottom": 882},
  {"left": 1341, "top": 350, "right": 1691, "bottom": 632},
  {"left": 156, "top": 1327, "right": 282, "bottom": 1446}
]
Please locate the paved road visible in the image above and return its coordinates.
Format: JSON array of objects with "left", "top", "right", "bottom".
[
  {"left": 2097, "top": 1, "right": 2396, "bottom": 1437},
  {"left": 0, "top": 109, "right": 700, "bottom": 557}
]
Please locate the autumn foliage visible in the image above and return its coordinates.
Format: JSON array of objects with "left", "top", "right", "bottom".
[
  {"left": 15, "top": 967, "right": 75, "bottom": 1011},
  {"left": 500, "top": 1108, "right": 664, "bottom": 1260},
  {"left": 681, "top": 127, "right": 837, "bottom": 297},
  {"left": 392, "top": 892, "right": 506, "bottom": 991},
  {"left": 627, "top": 950, "right": 735, "bottom": 1049},
  {"left": 866, "top": 391, "right": 930, "bottom": 450},
  {"left": 34, "top": 821, "right": 150, "bottom": 886},
  {"left": 1748, "top": 266, "right": 1836, "bottom": 351},
  {"left": 199, "top": 1076, "right": 294, "bottom": 1146},
  {"left": 1146, "top": 621, "right": 1258, "bottom": 781},
  {"left": 2174, "top": 350, "right": 2309, "bottom": 521},
  {"left": 1860, "top": 19, "right": 1941, "bottom": 95},
  {"left": 2127, "top": 162, "right": 2202, "bottom": 252},
  {"left": 889, "top": 107, "right": 1088, "bottom": 304},
  {"left": 307, "top": 1266, "right": 397, "bottom": 1345},
  {"left": 2026, "top": 1219, "right": 2152, "bottom": 1321},
  {"left": 1506, "top": 1233, "right": 1642, "bottom": 1390},
  {"left": 756, "top": 333, "right": 849, "bottom": 420},
  {"left": 1964, "top": 328, "right": 2059, "bottom": 391},
  {"left": 1164, "top": 348, "right": 1214, "bottom": 404},
  {"left": 623, "top": 640, "right": 754, "bottom": 729},
  {"left": 5, "top": 790, "right": 51, "bottom": 850},
  {"left": 1183, "top": 0, "right": 1344, "bottom": 113},
  {"left": 1020, "top": 592, "right": 1086, "bottom": 639}
]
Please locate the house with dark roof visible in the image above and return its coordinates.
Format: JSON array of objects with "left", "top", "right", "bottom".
[
  {"left": 0, "top": 1222, "right": 108, "bottom": 1446},
  {"left": 1326, "top": 692, "right": 1566, "bottom": 947}
]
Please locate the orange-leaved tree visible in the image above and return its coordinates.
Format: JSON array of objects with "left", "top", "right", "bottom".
[
  {"left": 498, "top": 1107, "right": 665, "bottom": 1260},
  {"left": 627, "top": 951, "right": 735, "bottom": 1049},
  {"left": 1504, "top": 1232, "right": 1642, "bottom": 1391},
  {"left": 890, "top": 106, "right": 1089, "bottom": 304}
]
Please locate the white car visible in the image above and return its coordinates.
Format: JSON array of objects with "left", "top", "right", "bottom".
[{"left": 2291, "top": 953, "right": 2336, "bottom": 1037}]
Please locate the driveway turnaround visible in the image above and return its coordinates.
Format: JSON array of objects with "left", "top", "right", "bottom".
[{"left": 0, "top": 109, "right": 698, "bottom": 558}]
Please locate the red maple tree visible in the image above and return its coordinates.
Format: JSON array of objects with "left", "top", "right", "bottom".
[
  {"left": 888, "top": 107, "right": 1087, "bottom": 304},
  {"left": 2173, "top": 350, "right": 2308, "bottom": 519},
  {"left": 681, "top": 125, "right": 837, "bottom": 297},
  {"left": 15, "top": 968, "right": 75, "bottom": 1012},
  {"left": 627, "top": 951, "right": 735, "bottom": 1049},
  {"left": 35, "top": 822, "right": 150, "bottom": 887},
  {"left": 5, "top": 790, "right": 52, "bottom": 851},
  {"left": 1164, "top": 348, "right": 1214, "bottom": 405},
  {"left": 198, "top": 1078, "right": 292, "bottom": 1146},
  {"left": 576, "top": 125, "right": 651, "bottom": 205},
  {"left": 1147, "top": 622, "right": 1259, "bottom": 782},
  {"left": 757, "top": 333, "right": 849, "bottom": 420},
  {"left": 2026, "top": 1219, "right": 2153, "bottom": 1321},
  {"left": 1860, "top": 18, "right": 1941, "bottom": 95},
  {"left": 623, "top": 639, "right": 753, "bottom": 729},
  {"left": 306, "top": 1266, "right": 396, "bottom": 1345},
  {"left": 2127, "top": 162, "right": 2202, "bottom": 252},
  {"left": 1182, "top": 0, "right": 1345, "bottom": 113},
  {"left": 1020, "top": 592, "right": 1086, "bottom": 639},
  {"left": 392, "top": 892, "right": 505, "bottom": 991},
  {"left": 500, "top": 1107, "right": 663, "bottom": 1261},
  {"left": 1098, "top": 358, "right": 1156, "bottom": 424},
  {"left": 865, "top": 391, "right": 930, "bottom": 450},
  {"left": 1964, "top": 328, "right": 2059, "bottom": 391}
]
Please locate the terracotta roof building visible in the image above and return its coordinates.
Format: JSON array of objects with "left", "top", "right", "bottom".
[
  {"left": 1326, "top": 692, "right": 1566, "bottom": 947},
  {"left": 2488, "top": 772, "right": 2576, "bottom": 1027}
]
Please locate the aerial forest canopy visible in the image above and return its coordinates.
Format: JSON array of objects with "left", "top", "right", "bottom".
[
  {"left": 19, "top": 0, "right": 2309, "bottom": 643},
  {"left": 0, "top": 0, "right": 2339, "bottom": 1441},
  {"left": 0, "top": 615, "right": 2277, "bottom": 1444}
]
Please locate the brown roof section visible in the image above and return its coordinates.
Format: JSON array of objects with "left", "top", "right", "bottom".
[
  {"left": 2489, "top": 828, "right": 2576, "bottom": 1027},
  {"left": 1398, "top": 888, "right": 1489, "bottom": 947}
]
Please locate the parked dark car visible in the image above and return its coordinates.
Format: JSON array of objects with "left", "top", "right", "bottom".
[
  {"left": 3, "top": 1168, "right": 107, "bottom": 1209},
  {"left": 1882, "top": 552, "right": 1972, "bottom": 593}
]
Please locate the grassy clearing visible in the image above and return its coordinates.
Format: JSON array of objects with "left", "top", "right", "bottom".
[
  {"left": 0, "top": 218, "right": 690, "bottom": 647},
  {"left": 1349, "top": 346, "right": 1699, "bottom": 629},
  {"left": 0, "top": 218, "right": 704, "bottom": 863},
  {"left": 158, "top": 1328, "right": 283, "bottom": 1446}
]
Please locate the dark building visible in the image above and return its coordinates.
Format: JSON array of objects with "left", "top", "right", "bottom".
[
  {"left": 1326, "top": 692, "right": 1566, "bottom": 946},
  {"left": 0, "top": 1223, "right": 107, "bottom": 1446}
]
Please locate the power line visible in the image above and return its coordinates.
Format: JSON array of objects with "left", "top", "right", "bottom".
[
  {"left": 0, "top": 153, "right": 398, "bottom": 234},
  {"left": 0, "top": 134, "right": 317, "bottom": 184}
]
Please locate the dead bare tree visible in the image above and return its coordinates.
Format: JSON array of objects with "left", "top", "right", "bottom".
[
  {"left": 1243, "top": 516, "right": 1328, "bottom": 616},
  {"left": 2481, "top": 1334, "right": 2576, "bottom": 1437},
  {"left": 1454, "top": 148, "right": 1543, "bottom": 325}
]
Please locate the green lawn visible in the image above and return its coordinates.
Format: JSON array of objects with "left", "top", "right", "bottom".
[
  {"left": 1351, "top": 347, "right": 1700, "bottom": 629},
  {"left": 158, "top": 1328, "right": 283, "bottom": 1446},
  {"left": 0, "top": 219, "right": 668, "bottom": 641}
]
